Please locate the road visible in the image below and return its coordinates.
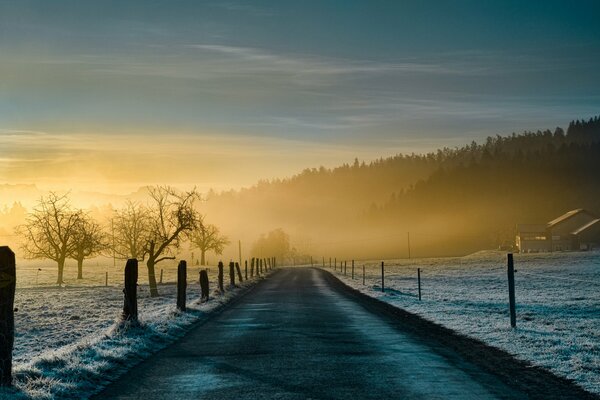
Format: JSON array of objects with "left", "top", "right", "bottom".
[{"left": 96, "top": 267, "right": 592, "bottom": 399}]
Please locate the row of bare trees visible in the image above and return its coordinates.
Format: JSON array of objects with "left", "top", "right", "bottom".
[
  {"left": 15, "top": 186, "right": 229, "bottom": 297},
  {"left": 17, "top": 193, "right": 105, "bottom": 283}
]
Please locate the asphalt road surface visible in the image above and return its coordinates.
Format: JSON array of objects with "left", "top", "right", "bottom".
[{"left": 96, "top": 267, "right": 594, "bottom": 400}]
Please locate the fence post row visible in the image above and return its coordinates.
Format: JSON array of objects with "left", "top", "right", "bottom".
[
  {"left": 0, "top": 246, "right": 16, "bottom": 387},
  {"left": 218, "top": 261, "right": 224, "bottom": 292},
  {"left": 177, "top": 260, "right": 187, "bottom": 312},
  {"left": 507, "top": 253, "right": 517, "bottom": 328},
  {"left": 200, "top": 269, "right": 209, "bottom": 302},
  {"left": 122, "top": 258, "right": 138, "bottom": 322}
]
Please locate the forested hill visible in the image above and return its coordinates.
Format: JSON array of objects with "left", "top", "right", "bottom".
[{"left": 204, "top": 116, "right": 600, "bottom": 258}]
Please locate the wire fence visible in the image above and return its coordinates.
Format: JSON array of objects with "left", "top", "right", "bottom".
[{"left": 310, "top": 251, "right": 600, "bottom": 326}]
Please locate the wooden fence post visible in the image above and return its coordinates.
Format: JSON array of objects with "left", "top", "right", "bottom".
[
  {"left": 381, "top": 261, "right": 385, "bottom": 293},
  {"left": 322, "top": 257, "right": 325, "bottom": 268},
  {"left": 200, "top": 269, "right": 209, "bottom": 302},
  {"left": 251, "top": 258, "right": 255, "bottom": 277},
  {"left": 177, "top": 260, "right": 187, "bottom": 311},
  {"left": 417, "top": 268, "right": 422, "bottom": 301},
  {"left": 259, "top": 259, "right": 263, "bottom": 274},
  {"left": 344, "top": 261, "right": 347, "bottom": 276},
  {"left": 352, "top": 260, "right": 354, "bottom": 279},
  {"left": 218, "top": 261, "right": 224, "bottom": 292},
  {"left": 235, "top": 262, "right": 243, "bottom": 283},
  {"left": 105, "top": 271, "right": 108, "bottom": 287},
  {"left": 0, "top": 247, "right": 16, "bottom": 386},
  {"left": 334, "top": 258, "right": 337, "bottom": 271},
  {"left": 122, "top": 258, "right": 138, "bottom": 322},
  {"left": 245, "top": 260, "right": 248, "bottom": 280},
  {"left": 159, "top": 268, "right": 163, "bottom": 284},
  {"left": 507, "top": 253, "right": 516, "bottom": 328},
  {"left": 362, "top": 264, "right": 365, "bottom": 285},
  {"left": 329, "top": 257, "right": 331, "bottom": 269},
  {"left": 229, "top": 261, "right": 235, "bottom": 286}
]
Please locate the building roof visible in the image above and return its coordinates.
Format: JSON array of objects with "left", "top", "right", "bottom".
[
  {"left": 571, "top": 218, "right": 600, "bottom": 235},
  {"left": 547, "top": 209, "right": 597, "bottom": 228},
  {"left": 516, "top": 224, "right": 547, "bottom": 233}
]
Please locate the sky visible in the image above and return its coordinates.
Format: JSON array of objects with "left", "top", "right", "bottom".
[{"left": 1, "top": 0, "right": 599, "bottom": 193}]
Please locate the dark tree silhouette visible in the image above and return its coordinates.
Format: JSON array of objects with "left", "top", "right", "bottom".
[
  {"left": 191, "top": 216, "right": 229, "bottom": 265},
  {"left": 16, "top": 193, "right": 80, "bottom": 284},
  {"left": 69, "top": 213, "right": 106, "bottom": 279},
  {"left": 111, "top": 201, "right": 150, "bottom": 260},
  {"left": 144, "top": 186, "right": 200, "bottom": 297}
]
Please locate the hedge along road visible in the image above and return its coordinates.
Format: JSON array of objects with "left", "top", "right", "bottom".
[{"left": 95, "top": 268, "right": 596, "bottom": 400}]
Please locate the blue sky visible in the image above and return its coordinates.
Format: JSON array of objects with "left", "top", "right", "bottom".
[{"left": 1, "top": 0, "right": 599, "bottom": 191}]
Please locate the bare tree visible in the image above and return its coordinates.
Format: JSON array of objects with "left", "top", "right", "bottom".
[
  {"left": 191, "top": 216, "right": 230, "bottom": 265},
  {"left": 16, "top": 193, "right": 81, "bottom": 284},
  {"left": 111, "top": 201, "right": 150, "bottom": 260},
  {"left": 69, "top": 213, "right": 107, "bottom": 279},
  {"left": 144, "top": 186, "right": 200, "bottom": 297}
]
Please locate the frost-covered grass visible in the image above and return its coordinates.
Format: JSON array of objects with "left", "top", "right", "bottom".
[
  {"left": 0, "top": 259, "right": 266, "bottom": 400},
  {"left": 327, "top": 251, "right": 600, "bottom": 395}
]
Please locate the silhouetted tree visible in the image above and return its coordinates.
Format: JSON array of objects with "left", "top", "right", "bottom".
[
  {"left": 144, "top": 186, "right": 200, "bottom": 297},
  {"left": 16, "top": 193, "right": 80, "bottom": 284},
  {"left": 69, "top": 213, "right": 107, "bottom": 279},
  {"left": 111, "top": 201, "right": 150, "bottom": 260},
  {"left": 191, "top": 216, "right": 229, "bottom": 265}
]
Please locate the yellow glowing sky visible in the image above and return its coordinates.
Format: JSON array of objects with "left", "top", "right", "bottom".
[{"left": 1, "top": 128, "right": 463, "bottom": 195}]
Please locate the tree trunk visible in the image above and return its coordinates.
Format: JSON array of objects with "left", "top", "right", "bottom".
[
  {"left": 147, "top": 259, "right": 159, "bottom": 297},
  {"left": 57, "top": 259, "right": 65, "bottom": 285},
  {"left": 200, "top": 250, "right": 206, "bottom": 266},
  {"left": 77, "top": 258, "right": 84, "bottom": 279}
]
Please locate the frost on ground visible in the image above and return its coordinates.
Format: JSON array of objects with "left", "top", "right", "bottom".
[
  {"left": 0, "top": 260, "right": 266, "bottom": 400},
  {"left": 328, "top": 251, "right": 600, "bottom": 395}
]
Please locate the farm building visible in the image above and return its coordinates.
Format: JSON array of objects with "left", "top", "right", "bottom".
[{"left": 516, "top": 209, "right": 600, "bottom": 252}]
